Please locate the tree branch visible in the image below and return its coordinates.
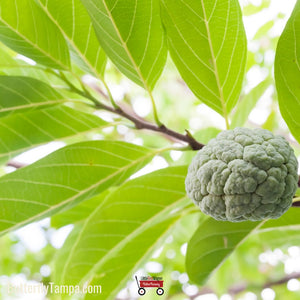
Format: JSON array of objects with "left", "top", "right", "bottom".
[
  {"left": 263, "top": 272, "right": 300, "bottom": 288},
  {"left": 228, "top": 272, "right": 300, "bottom": 294},
  {"left": 188, "top": 272, "right": 300, "bottom": 299},
  {"left": 6, "top": 161, "right": 27, "bottom": 169},
  {"left": 58, "top": 75, "right": 204, "bottom": 150},
  {"left": 91, "top": 88, "right": 300, "bottom": 201},
  {"left": 97, "top": 102, "right": 204, "bottom": 150},
  {"left": 292, "top": 200, "right": 300, "bottom": 207}
]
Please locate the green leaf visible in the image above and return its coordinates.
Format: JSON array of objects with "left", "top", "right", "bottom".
[
  {"left": 1, "top": 66, "right": 66, "bottom": 88},
  {"left": 243, "top": 0, "right": 271, "bottom": 16},
  {"left": 256, "top": 228, "right": 300, "bottom": 249},
  {"left": 54, "top": 166, "right": 190, "bottom": 300},
  {"left": 0, "top": 0, "right": 70, "bottom": 69},
  {"left": 0, "top": 76, "right": 68, "bottom": 117},
  {"left": 275, "top": 0, "right": 300, "bottom": 143},
  {"left": 0, "top": 141, "right": 154, "bottom": 237},
  {"left": 83, "top": 214, "right": 177, "bottom": 300},
  {"left": 194, "top": 127, "right": 221, "bottom": 144},
  {"left": 253, "top": 20, "right": 274, "bottom": 40},
  {"left": 37, "top": 0, "right": 106, "bottom": 77},
  {"left": 51, "top": 189, "right": 113, "bottom": 229},
  {"left": 0, "top": 105, "right": 109, "bottom": 165},
  {"left": 0, "top": 45, "right": 67, "bottom": 86},
  {"left": 80, "top": 0, "right": 167, "bottom": 89},
  {"left": 0, "top": 45, "right": 16, "bottom": 67},
  {"left": 186, "top": 208, "right": 300, "bottom": 285},
  {"left": 186, "top": 218, "right": 262, "bottom": 285},
  {"left": 260, "top": 208, "right": 300, "bottom": 229},
  {"left": 230, "top": 78, "right": 271, "bottom": 128},
  {"left": 161, "top": 0, "right": 247, "bottom": 117},
  {"left": 262, "top": 109, "right": 277, "bottom": 131}
]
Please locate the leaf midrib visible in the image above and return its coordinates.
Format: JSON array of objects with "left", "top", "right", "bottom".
[
  {"left": 0, "top": 15, "right": 69, "bottom": 70},
  {"left": 106, "top": 218, "right": 180, "bottom": 300},
  {"left": 36, "top": 0, "right": 103, "bottom": 79},
  {"left": 64, "top": 196, "right": 189, "bottom": 285},
  {"left": 0, "top": 122, "right": 114, "bottom": 160},
  {"left": 200, "top": 0, "right": 229, "bottom": 124},
  {"left": 101, "top": 0, "right": 150, "bottom": 91},
  {"left": 188, "top": 219, "right": 265, "bottom": 284},
  {"left": 0, "top": 148, "right": 155, "bottom": 237},
  {"left": 0, "top": 99, "right": 67, "bottom": 113}
]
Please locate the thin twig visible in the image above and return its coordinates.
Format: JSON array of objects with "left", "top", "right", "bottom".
[
  {"left": 263, "top": 272, "right": 300, "bottom": 288},
  {"left": 292, "top": 201, "right": 300, "bottom": 207},
  {"left": 95, "top": 101, "right": 204, "bottom": 150},
  {"left": 90, "top": 93, "right": 195, "bottom": 146},
  {"left": 72, "top": 79, "right": 204, "bottom": 150},
  {"left": 6, "top": 161, "right": 27, "bottom": 169},
  {"left": 188, "top": 272, "right": 300, "bottom": 299}
]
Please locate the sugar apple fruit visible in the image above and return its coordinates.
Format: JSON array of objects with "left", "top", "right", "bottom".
[{"left": 185, "top": 128, "right": 298, "bottom": 222}]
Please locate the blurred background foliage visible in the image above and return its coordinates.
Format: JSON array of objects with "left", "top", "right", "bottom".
[{"left": 0, "top": 0, "right": 300, "bottom": 299}]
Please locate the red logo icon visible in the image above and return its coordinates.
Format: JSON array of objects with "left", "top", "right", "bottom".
[{"left": 135, "top": 276, "right": 164, "bottom": 296}]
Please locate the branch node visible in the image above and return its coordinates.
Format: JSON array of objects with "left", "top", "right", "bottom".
[
  {"left": 159, "top": 124, "right": 167, "bottom": 131},
  {"left": 115, "top": 107, "right": 123, "bottom": 114},
  {"left": 134, "top": 122, "right": 143, "bottom": 129}
]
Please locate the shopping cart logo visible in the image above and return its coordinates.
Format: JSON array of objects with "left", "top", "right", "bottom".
[{"left": 135, "top": 276, "right": 164, "bottom": 296}]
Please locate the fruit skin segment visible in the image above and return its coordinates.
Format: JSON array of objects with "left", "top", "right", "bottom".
[{"left": 185, "top": 127, "right": 298, "bottom": 222}]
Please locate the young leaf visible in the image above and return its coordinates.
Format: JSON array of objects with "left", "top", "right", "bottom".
[
  {"left": 186, "top": 208, "right": 300, "bottom": 285},
  {"left": 0, "top": 141, "right": 154, "bottom": 237},
  {"left": 0, "top": 106, "right": 109, "bottom": 165},
  {"left": 262, "top": 110, "right": 277, "bottom": 131},
  {"left": 54, "top": 166, "right": 190, "bottom": 297},
  {"left": 253, "top": 20, "right": 274, "bottom": 40},
  {"left": 37, "top": 0, "right": 106, "bottom": 77},
  {"left": 80, "top": 0, "right": 167, "bottom": 89},
  {"left": 194, "top": 127, "right": 221, "bottom": 144},
  {"left": 161, "top": 0, "right": 247, "bottom": 118},
  {"left": 230, "top": 78, "right": 271, "bottom": 128},
  {"left": 275, "top": 0, "right": 300, "bottom": 143},
  {"left": 243, "top": 0, "right": 271, "bottom": 16},
  {"left": 0, "top": 0, "right": 70, "bottom": 69},
  {"left": 0, "top": 76, "right": 67, "bottom": 117}
]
